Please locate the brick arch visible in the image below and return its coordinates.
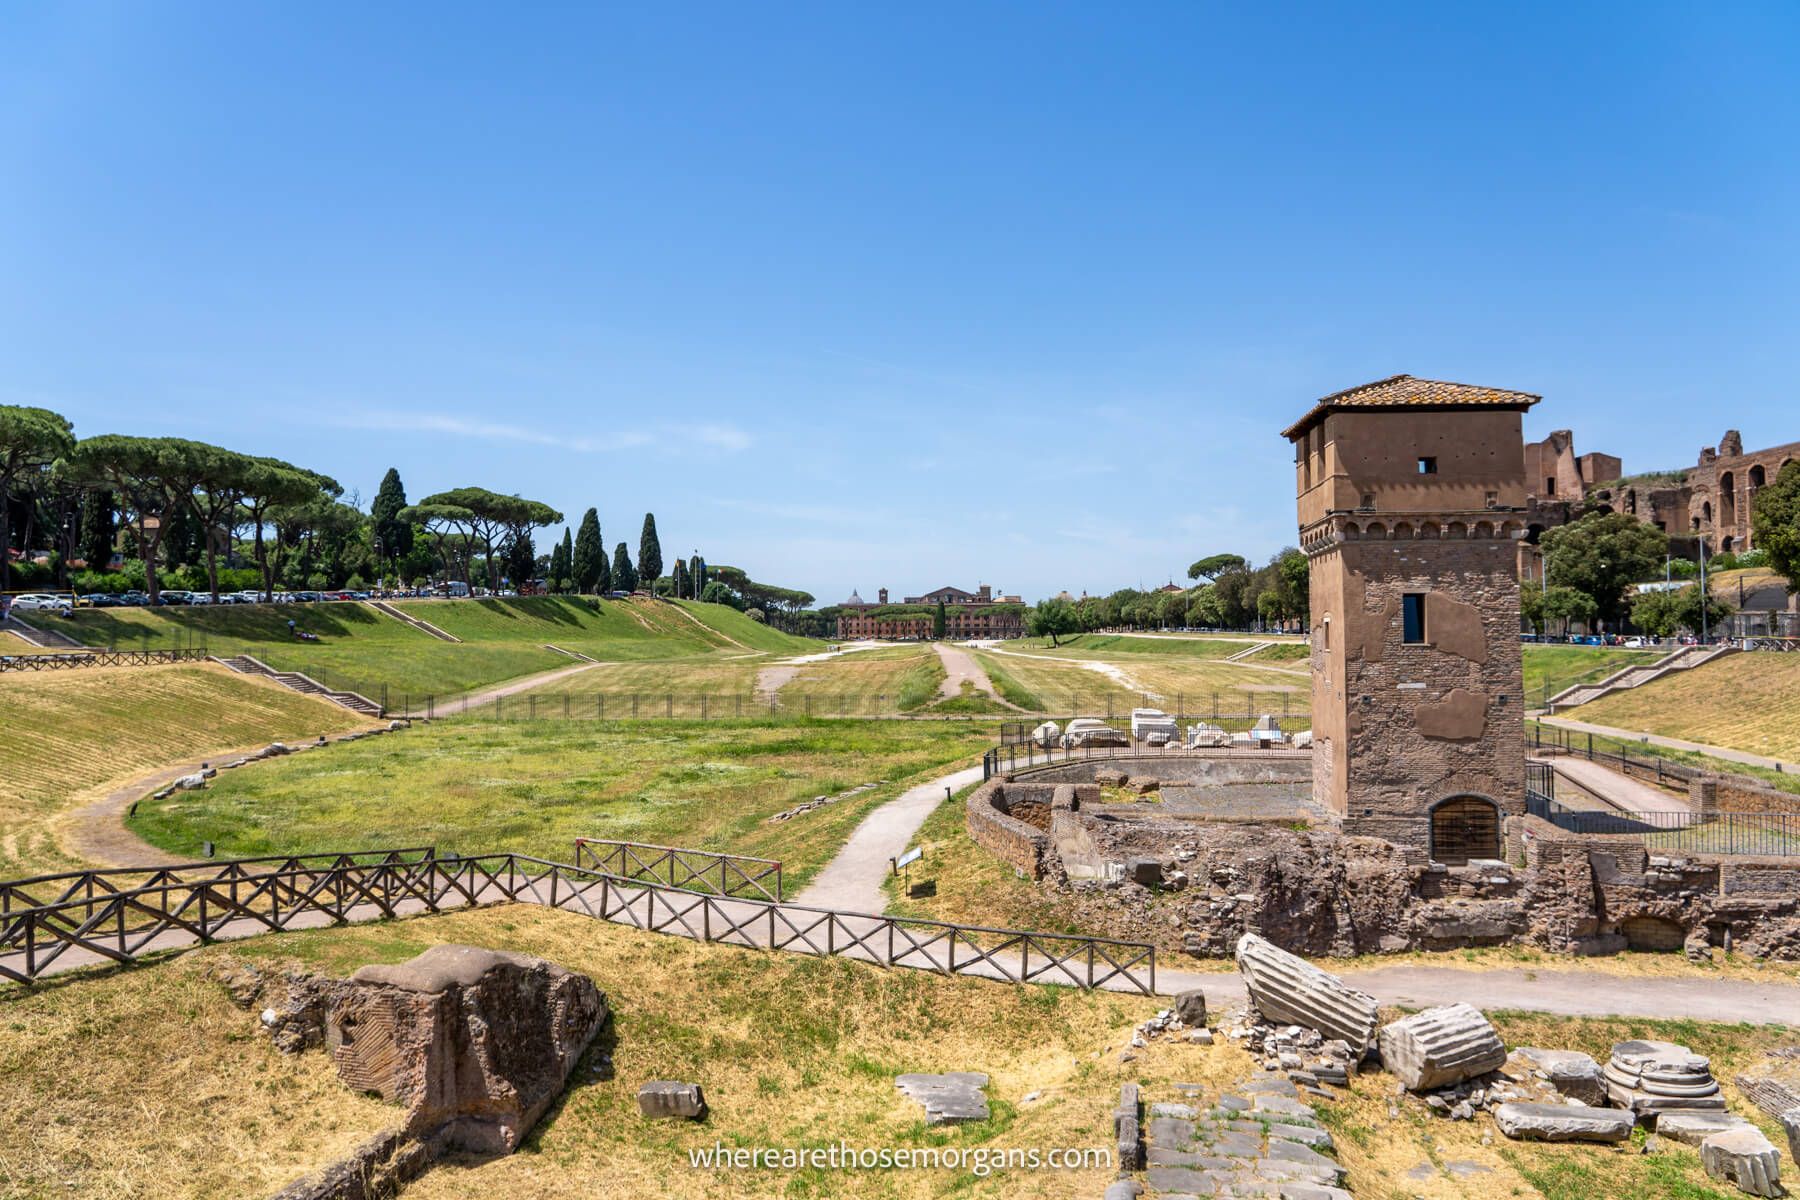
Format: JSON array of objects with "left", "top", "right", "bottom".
[
  {"left": 1393, "top": 521, "right": 1415, "bottom": 540},
  {"left": 1720, "top": 470, "right": 1736, "bottom": 528},
  {"left": 1429, "top": 794, "right": 1501, "bottom": 865},
  {"left": 1364, "top": 521, "right": 1387, "bottom": 539}
]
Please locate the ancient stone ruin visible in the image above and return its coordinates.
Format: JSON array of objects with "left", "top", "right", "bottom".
[
  {"left": 228, "top": 945, "right": 608, "bottom": 1200},
  {"left": 1376, "top": 1003, "right": 1506, "bottom": 1092},
  {"left": 1234, "top": 933, "right": 1378, "bottom": 1056}
]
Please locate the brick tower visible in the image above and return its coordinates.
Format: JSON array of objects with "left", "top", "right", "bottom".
[{"left": 1285, "top": 376, "right": 1538, "bottom": 861}]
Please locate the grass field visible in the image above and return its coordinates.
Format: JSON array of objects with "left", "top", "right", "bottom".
[
  {"left": 130, "top": 717, "right": 992, "bottom": 893},
  {"left": 0, "top": 665, "right": 367, "bottom": 878},
  {"left": 971, "top": 646, "right": 1308, "bottom": 720},
  {"left": 1564, "top": 652, "right": 1800, "bottom": 762},
  {"left": 62, "top": 597, "right": 816, "bottom": 701},
  {"left": 4, "top": 906, "right": 1790, "bottom": 1200},
  {"left": 776, "top": 645, "right": 946, "bottom": 715}
]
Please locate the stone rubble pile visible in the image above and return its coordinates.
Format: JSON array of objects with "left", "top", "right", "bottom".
[
  {"left": 764, "top": 780, "right": 888, "bottom": 823},
  {"left": 1234, "top": 933, "right": 1379, "bottom": 1056},
  {"left": 1218, "top": 1010, "right": 1354, "bottom": 1101}
]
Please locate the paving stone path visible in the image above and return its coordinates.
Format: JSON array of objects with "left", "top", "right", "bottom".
[{"left": 1122, "top": 1075, "right": 1349, "bottom": 1199}]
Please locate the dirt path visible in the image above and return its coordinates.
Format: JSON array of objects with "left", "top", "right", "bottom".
[
  {"left": 979, "top": 643, "right": 1161, "bottom": 697},
  {"left": 663, "top": 600, "right": 750, "bottom": 649},
  {"left": 752, "top": 641, "right": 885, "bottom": 706},
  {"left": 410, "top": 660, "right": 603, "bottom": 716},
  {"left": 1540, "top": 714, "right": 1800, "bottom": 774},
  {"left": 793, "top": 764, "right": 988, "bottom": 911},
  {"left": 932, "top": 642, "right": 1025, "bottom": 709}
]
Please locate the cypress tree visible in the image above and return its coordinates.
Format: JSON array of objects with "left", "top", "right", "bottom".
[
  {"left": 934, "top": 599, "right": 947, "bottom": 639},
  {"left": 572, "top": 508, "right": 602, "bottom": 593},
  {"left": 671, "top": 557, "right": 689, "bottom": 599},
  {"left": 557, "top": 527, "right": 573, "bottom": 591},
  {"left": 371, "top": 468, "right": 411, "bottom": 564},
  {"left": 79, "top": 488, "right": 116, "bottom": 571},
  {"left": 638, "top": 513, "right": 663, "bottom": 585},
  {"left": 612, "top": 542, "right": 638, "bottom": 593}
]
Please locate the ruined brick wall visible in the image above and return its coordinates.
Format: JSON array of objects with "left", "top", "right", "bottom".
[{"left": 965, "top": 782, "right": 1049, "bottom": 878}]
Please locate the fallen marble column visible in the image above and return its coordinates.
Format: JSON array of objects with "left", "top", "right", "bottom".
[
  {"left": 1377, "top": 1004, "right": 1507, "bottom": 1092},
  {"left": 1493, "top": 1102, "right": 1635, "bottom": 1143},
  {"left": 1234, "top": 933, "right": 1379, "bottom": 1056},
  {"left": 1700, "top": 1126, "right": 1783, "bottom": 1197}
]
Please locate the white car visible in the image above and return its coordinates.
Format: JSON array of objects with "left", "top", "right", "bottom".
[{"left": 10, "top": 593, "right": 74, "bottom": 615}]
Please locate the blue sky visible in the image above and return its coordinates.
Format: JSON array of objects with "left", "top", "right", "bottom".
[{"left": 4, "top": 4, "right": 1798, "bottom": 603}]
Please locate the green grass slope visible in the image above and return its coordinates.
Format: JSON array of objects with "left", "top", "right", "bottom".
[{"left": 63, "top": 597, "right": 819, "bottom": 702}]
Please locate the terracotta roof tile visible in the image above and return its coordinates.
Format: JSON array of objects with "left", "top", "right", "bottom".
[{"left": 1282, "top": 374, "right": 1540, "bottom": 439}]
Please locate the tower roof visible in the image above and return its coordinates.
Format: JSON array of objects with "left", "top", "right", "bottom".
[{"left": 1282, "top": 374, "right": 1541, "bottom": 440}]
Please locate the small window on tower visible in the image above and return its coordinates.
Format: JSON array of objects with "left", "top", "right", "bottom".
[
  {"left": 1402, "top": 593, "right": 1427, "bottom": 644},
  {"left": 1418, "top": 457, "right": 1438, "bottom": 475}
]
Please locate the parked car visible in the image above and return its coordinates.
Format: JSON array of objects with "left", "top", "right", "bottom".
[
  {"left": 116, "top": 590, "right": 149, "bottom": 606},
  {"left": 156, "top": 591, "right": 193, "bottom": 606},
  {"left": 11, "top": 593, "right": 74, "bottom": 615},
  {"left": 78, "top": 593, "right": 123, "bottom": 608}
]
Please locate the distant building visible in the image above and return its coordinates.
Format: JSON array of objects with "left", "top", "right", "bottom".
[{"left": 835, "top": 582, "right": 1026, "bottom": 640}]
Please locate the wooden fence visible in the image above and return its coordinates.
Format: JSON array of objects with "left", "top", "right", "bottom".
[
  {"left": 572, "top": 838, "right": 783, "bottom": 901},
  {"left": 0, "top": 848, "right": 1156, "bottom": 994},
  {"left": 0, "top": 648, "right": 212, "bottom": 672}
]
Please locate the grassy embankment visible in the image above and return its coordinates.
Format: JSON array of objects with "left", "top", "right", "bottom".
[
  {"left": 1566, "top": 651, "right": 1800, "bottom": 763},
  {"left": 1524, "top": 644, "right": 1662, "bottom": 705},
  {"left": 3, "top": 905, "right": 1790, "bottom": 1200},
  {"left": 0, "top": 665, "right": 367, "bottom": 878},
  {"left": 971, "top": 645, "right": 1308, "bottom": 721},
  {"left": 130, "top": 717, "right": 992, "bottom": 893},
  {"left": 62, "top": 596, "right": 815, "bottom": 702}
]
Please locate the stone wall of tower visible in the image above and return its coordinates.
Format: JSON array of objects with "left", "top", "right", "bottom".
[
  {"left": 1309, "top": 529, "right": 1526, "bottom": 849},
  {"left": 1296, "top": 402, "right": 1531, "bottom": 853}
]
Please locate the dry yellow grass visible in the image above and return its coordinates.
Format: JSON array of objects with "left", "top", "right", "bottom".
[
  {"left": 1, "top": 905, "right": 1161, "bottom": 1200},
  {"left": 1571, "top": 652, "right": 1800, "bottom": 760},
  {"left": 0, "top": 664, "right": 367, "bottom": 878},
  {"left": 972, "top": 647, "right": 1307, "bottom": 719},
  {"left": 6, "top": 907, "right": 1788, "bottom": 1200}
]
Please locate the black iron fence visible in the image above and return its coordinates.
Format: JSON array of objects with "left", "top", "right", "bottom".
[
  {"left": 1522, "top": 791, "right": 1800, "bottom": 857},
  {"left": 984, "top": 735, "right": 1305, "bottom": 780},
  {"left": 0, "top": 847, "right": 1157, "bottom": 993}
]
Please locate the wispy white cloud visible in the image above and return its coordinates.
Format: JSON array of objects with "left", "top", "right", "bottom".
[{"left": 320, "top": 410, "right": 751, "bottom": 455}]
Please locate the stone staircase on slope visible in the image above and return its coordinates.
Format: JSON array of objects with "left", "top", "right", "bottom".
[
  {"left": 214, "top": 654, "right": 385, "bottom": 718},
  {"left": 365, "top": 600, "right": 461, "bottom": 642},
  {"left": 1225, "top": 641, "right": 1275, "bottom": 662},
  {"left": 1546, "top": 644, "right": 1738, "bottom": 712},
  {"left": 1, "top": 614, "right": 89, "bottom": 649},
  {"left": 544, "top": 644, "right": 598, "bottom": 663}
]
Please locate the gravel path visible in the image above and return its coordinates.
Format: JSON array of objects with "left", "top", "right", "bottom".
[
  {"left": 792, "top": 764, "right": 987, "bottom": 912},
  {"left": 1541, "top": 755, "right": 1690, "bottom": 816},
  {"left": 409, "top": 660, "right": 602, "bottom": 716}
]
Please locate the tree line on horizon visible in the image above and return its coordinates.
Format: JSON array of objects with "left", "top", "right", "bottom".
[{"left": 0, "top": 403, "right": 715, "bottom": 606}]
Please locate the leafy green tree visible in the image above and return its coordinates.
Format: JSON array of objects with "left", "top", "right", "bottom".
[
  {"left": 611, "top": 542, "right": 638, "bottom": 593},
  {"left": 572, "top": 508, "right": 603, "bottom": 593},
  {"left": 1752, "top": 460, "right": 1800, "bottom": 595},
  {"left": 398, "top": 502, "right": 477, "bottom": 588},
  {"left": 1187, "top": 553, "right": 1247, "bottom": 583},
  {"left": 502, "top": 531, "right": 536, "bottom": 588},
  {"left": 933, "top": 599, "right": 947, "bottom": 638},
  {"left": 1520, "top": 584, "right": 1598, "bottom": 636},
  {"left": 370, "top": 468, "right": 412, "bottom": 568},
  {"left": 1539, "top": 511, "right": 1668, "bottom": 627},
  {"left": 638, "top": 513, "right": 663, "bottom": 585},
  {"left": 1630, "top": 585, "right": 1734, "bottom": 638},
  {"left": 1187, "top": 584, "right": 1225, "bottom": 627},
  {"left": 0, "top": 405, "right": 76, "bottom": 591},
  {"left": 65, "top": 435, "right": 216, "bottom": 603},
  {"left": 1028, "top": 596, "right": 1080, "bottom": 646},
  {"left": 419, "top": 488, "right": 561, "bottom": 589},
  {"left": 240, "top": 458, "right": 333, "bottom": 600},
  {"left": 700, "top": 579, "right": 742, "bottom": 609}
]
